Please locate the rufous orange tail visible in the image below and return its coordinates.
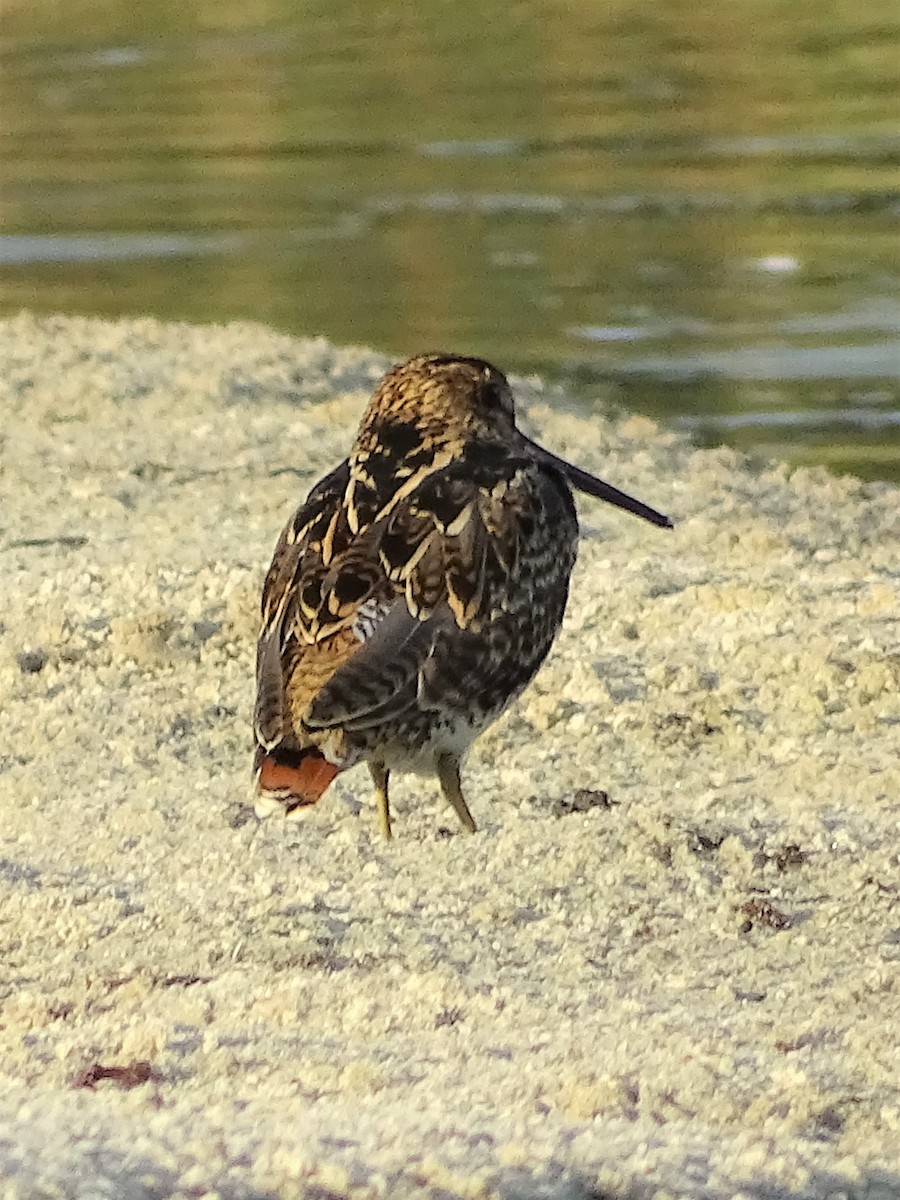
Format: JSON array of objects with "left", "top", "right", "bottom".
[{"left": 253, "top": 745, "right": 339, "bottom": 817}]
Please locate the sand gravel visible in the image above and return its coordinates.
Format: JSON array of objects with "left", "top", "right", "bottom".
[{"left": 0, "top": 313, "right": 898, "bottom": 1200}]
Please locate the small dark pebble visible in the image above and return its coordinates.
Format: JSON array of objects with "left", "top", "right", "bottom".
[
  {"left": 739, "top": 896, "right": 792, "bottom": 932},
  {"left": 552, "top": 788, "right": 614, "bottom": 818},
  {"left": 17, "top": 649, "right": 48, "bottom": 674},
  {"left": 686, "top": 828, "right": 725, "bottom": 854},
  {"left": 227, "top": 804, "right": 255, "bottom": 830},
  {"left": 754, "top": 843, "right": 810, "bottom": 871},
  {"left": 814, "top": 1104, "right": 846, "bottom": 1134},
  {"left": 434, "top": 1007, "right": 464, "bottom": 1028},
  {"left": 775, "top": 843, "right": 809, "bottom": 870},
  {"left": 131, "top": 461, "right": 171, "bottom": 481}
]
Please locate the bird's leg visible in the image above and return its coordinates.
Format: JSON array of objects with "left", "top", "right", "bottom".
[
  {"left": 436, "top": 754, "right": 477, "bottom": 834},
  {"left": 369, "top": 761, "right": 392, "bottom": 840}
]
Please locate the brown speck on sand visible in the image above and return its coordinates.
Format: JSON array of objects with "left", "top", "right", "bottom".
[{"left": 73, "top": 1060, "right": 158, "bottom": 1090}]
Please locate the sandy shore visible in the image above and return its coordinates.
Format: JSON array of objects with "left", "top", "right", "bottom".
[{"left": 0, "top": 313, "right": 898, "bottom": 1199}]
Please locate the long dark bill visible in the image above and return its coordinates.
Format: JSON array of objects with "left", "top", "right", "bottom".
[{"left": 526, "top": 437, "right": 674, "bottom": 530}]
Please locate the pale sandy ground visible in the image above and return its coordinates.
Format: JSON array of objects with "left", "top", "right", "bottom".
[{"left": 0, "top": 313, "right": 898, "bottom": 1200}]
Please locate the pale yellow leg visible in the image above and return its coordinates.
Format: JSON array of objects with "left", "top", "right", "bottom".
[
  {"left": 436, "top": 754, "right": 477, "bottom": 834},
  {"left": 369, "top": 761, "right": 392, "bottom": 840}
]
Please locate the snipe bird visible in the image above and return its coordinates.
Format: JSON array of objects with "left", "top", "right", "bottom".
[{"left": 253, "top": 354, "right": 672, "bottom": 838}]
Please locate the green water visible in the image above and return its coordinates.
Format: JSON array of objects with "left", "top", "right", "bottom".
[{"left": 2, "top": 0, "right": 899, "bottom": 479}]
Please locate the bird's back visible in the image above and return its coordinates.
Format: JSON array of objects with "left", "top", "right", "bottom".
[{"left": 254, "top": 439, "right": 579, "bottom": 772}]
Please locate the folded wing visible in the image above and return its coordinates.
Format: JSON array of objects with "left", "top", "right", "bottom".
[{"left": 254, "top": 450, "right": 542, "bottom": 747}]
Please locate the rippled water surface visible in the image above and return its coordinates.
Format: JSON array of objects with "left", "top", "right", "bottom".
[{"left": 2, "top": 0, "right": 899, "bottom": 478}]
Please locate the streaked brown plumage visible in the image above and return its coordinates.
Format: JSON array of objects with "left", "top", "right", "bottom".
[{"left": 253, "top": 354, "right": 672, "bottom": 838}]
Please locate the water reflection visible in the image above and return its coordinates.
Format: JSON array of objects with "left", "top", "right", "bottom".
[
  {"left": 0, "top": 0, "right": 898, "bottom": 479},
  {"left": 0, "top": 232, "right": 246, "bottom": 263}
]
